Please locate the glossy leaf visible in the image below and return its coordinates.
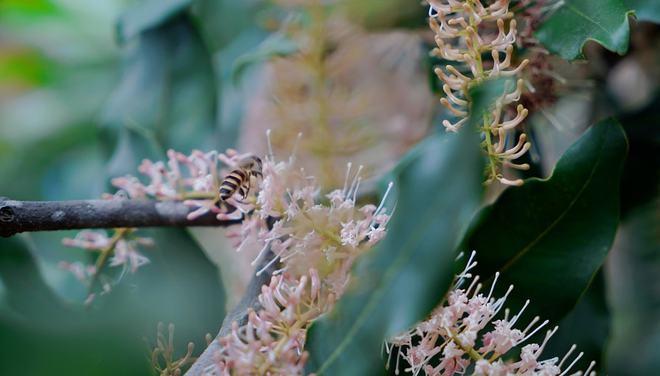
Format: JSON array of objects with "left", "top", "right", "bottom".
[
  {"left": 536, "top": 0, "right": 634, "bottom": 60},
  {"left": 625, "top": 0, "right": 660, "bottom": 23},
  {"left": 304, "top": 76, "right": 499, "bottom": 374},
  {"left": 465, "top": 118, "right": 628, "bottom": 323}
]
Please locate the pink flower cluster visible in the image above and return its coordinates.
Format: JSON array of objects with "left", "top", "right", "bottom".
[
  {"left": 110, "top": 149, "right": 256, "bottom": 220},
  {"left": 212, "top": 270, "right": 333, "bottom": 375},
  {"left": 211, "top": 139, "right": 393, "bottom": 374},
  {"left": 61, "top": 229, "right": 152, "bottom": 281},
  {"left": 230, "top": 149, "right": 393, "bottom": 296},
  {"left": 386, "top": 252, "right": 596, "bottom": 376}
]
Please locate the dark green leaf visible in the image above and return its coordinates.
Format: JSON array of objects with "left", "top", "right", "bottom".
[
  {"left": 536, "top": 0, "right": 634, "bottom": 60},
  {"left": 606, "top": 203, "right": 660, "bottom": 374},
  {"left": 116, "top": 0, "right": 191, "bottom": 43},
  {"left": 625, "top": 0, "right": 660, "bottom": 23},
  {"left": 304, "top": 77, "right": 498, "bottom": 374},
  {"left": 465, "top": 118, "right": 628, "bottom": 323},
  {"left": 0, "top": 236, "right": 68, "bottom": 321},
  {"left": 618, "top": 94, "right": 660, "bottom": 218},
  {"left": 232, "top": 33, "right": 298, "bottom": 84},
  {"left": 544, "top": 270, "right": 610, "bottom": 373}
]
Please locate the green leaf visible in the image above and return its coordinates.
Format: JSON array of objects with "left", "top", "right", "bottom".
[
  {"left": 232, "top": 33, "right": 298, "bottom": 84},
  {"left": 304, "top": 88, "right": 489, "bottom": 373},
  {"left": 536, "top": 0, "right": 634, "bottom": 60},
  {"left": 0, "top": 236, "right": 68, "bottom": 322},
  {"left": 116, "top": 0, "right": 191, "bottom": 43},
  {"left": 102, "top": 14, "right": 218, "bottom": 164},
  {"left": 464, "top": 118, "right": 628, "bottom": 323},
  {"left": 606, "top": 203, "right": 660, "bottom": 374},
  {"left": 544, "top": 270, "right": 610, "bottom": 373},
  {"left": 625, "top": 0, "right": 660, "bottom": 23}
]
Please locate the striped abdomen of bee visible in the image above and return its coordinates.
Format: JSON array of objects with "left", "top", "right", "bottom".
[{"left": 218, "top": 156, "right": 262, "bottom": 203}]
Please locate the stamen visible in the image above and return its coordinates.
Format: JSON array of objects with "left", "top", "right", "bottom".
[
  {"left": 266, "top": 129, "right": 274, "bottom": 160},
  {"left": 487, "top": 272, "right": 500, "bottom": 300},
  {"left": 251, "top": 241, "right": 272, "bottom": 266},
  {"left": 559, "top": 351, "right": 584, "bottom": 376},
  {"left": 289, "top": 132, "right": 303, "bottom": 164},
  {"left": 509, "top": 299, "right": 530, "bottom": 326},
  {"left": 520, "top": 319, "right": 549, "bottom": 344},
  {"left": 559, "top": 344, "right": 577, "bottom": 368},
  {"left": 374, "top": 181, "right": 394, "bottom": 217},
  {"left": 343, "top": 162, "right": 352, "bottom": 196}
]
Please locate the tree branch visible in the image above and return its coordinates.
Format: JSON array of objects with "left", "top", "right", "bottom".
[
  {"left": 184, "top": 249, "right": 278, "bottom": 376},
  {"left": 0, "top": 198, "right": 241, "bottom": 237}
]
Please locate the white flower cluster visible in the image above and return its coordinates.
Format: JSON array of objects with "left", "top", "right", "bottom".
[{"left": 386, "top": 252, "right": 596, "bottom": 376}]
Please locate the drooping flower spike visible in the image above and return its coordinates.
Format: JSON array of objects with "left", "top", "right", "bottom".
[{"left": 427, "top": 0, "right": 532, "bottom": 185}]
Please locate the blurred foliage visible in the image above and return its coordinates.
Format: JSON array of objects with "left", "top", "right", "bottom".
[{"left": 0, "top": 0, "right": 658, "bottom": 375}]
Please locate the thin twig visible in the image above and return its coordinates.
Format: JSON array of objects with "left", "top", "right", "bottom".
[{"left": 0, "top": 198, "right": 242, "bottom": 237}]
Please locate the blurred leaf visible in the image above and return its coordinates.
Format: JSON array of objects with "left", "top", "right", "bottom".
[
  {"left": 101, "top": 14, "right": 218, "bottom": 168},
  {"left": 544, "top": 270, "right": 610, "bottom": 373},
  {"left": 625, "top": 0, "right": 660, "bottom": 22},
  {"left": 0, "top": 236, "right": 68, "bottom": 321},
  {"left": 465, "top": 118, "right": 628, "bottom": 323},
  {"left": 606, "top": 203, "right": 660, "bottom": 374},
  {"left": 536, "top": 0, "right": 634, "bottom": 60},
  {"left": 116, "top": 0, "right": 191, "bottom": 43},
  {"left": 0, "top": 236, "right": 146, "bottom": 375},
  {"left": 232, "top": 33, "right": 298, "bottom": 84},
  {"left": 338, "top": 0, "right": 425, "bottom": 30},
  {"left": 304, "top": 78, "right": 501, "bottom": 374},
  {"left": 618, "top": 94, "right": 660, "bottom": 218}
]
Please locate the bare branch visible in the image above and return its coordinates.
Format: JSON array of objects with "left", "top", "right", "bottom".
[
  {"left": 0, "top": 198, "right": 241, "bottom": 237},
  {"left": 184, "top": 249, "right": 278, "bottom": 376}
]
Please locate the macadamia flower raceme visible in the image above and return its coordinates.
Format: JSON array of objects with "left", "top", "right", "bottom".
[{"left": 428, "top": 0, "right": 531, "bottom": 185}]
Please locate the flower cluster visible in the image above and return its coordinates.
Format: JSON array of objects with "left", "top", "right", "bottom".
[
  {"left": 151, "top": 322, "right": 198, "bottom": 376},
  {"left": 386, "top": 252, "right": 596, "bottom": 376},
  {"left": 240, "top": 2, "right": 433, "bottom": 188},
  {"left": 61, "top": 229, "right": 152, "bottom": 298},
  {"left": 428, "top": 0, "right": 531, "bottom": 185},
  {"left": 514, "top": 0, "right": 564, "bottom": 114},
  {"left": 210, "top": 137, "right": 392, "bottom": 374},
  {"left": 111, "top": 149, "right": 256, "bottom": 219},
  {"left": 230, "top": 142, "right": 392, "bottom": 294},
  {"left": 212, "top": 270, "right": 333, "bottom": 375}
]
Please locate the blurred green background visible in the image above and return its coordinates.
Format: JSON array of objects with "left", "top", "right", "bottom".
[
  {"left": 0, "top": 0, "right": 658, "bottom": 375},
  {"left": 0, "top": 1, "right": 267, "bottom": 374}
]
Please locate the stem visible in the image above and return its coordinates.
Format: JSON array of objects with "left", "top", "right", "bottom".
[
  {"left": 0, "top": 198, "right": 241, "bottom": 237},
  {"left": 448, "top": 328, "right": 483, "bottom": 362},
  {"left": 87, "top": 227, "right": 129, "bottom": 296},
  {"left": 307, "top": 0, "right": 337, "bottom": 187}
]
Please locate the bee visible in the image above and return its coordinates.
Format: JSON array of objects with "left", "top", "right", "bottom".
[{"left": 218, "top": 155, "right": 263, "bottom": 204}]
